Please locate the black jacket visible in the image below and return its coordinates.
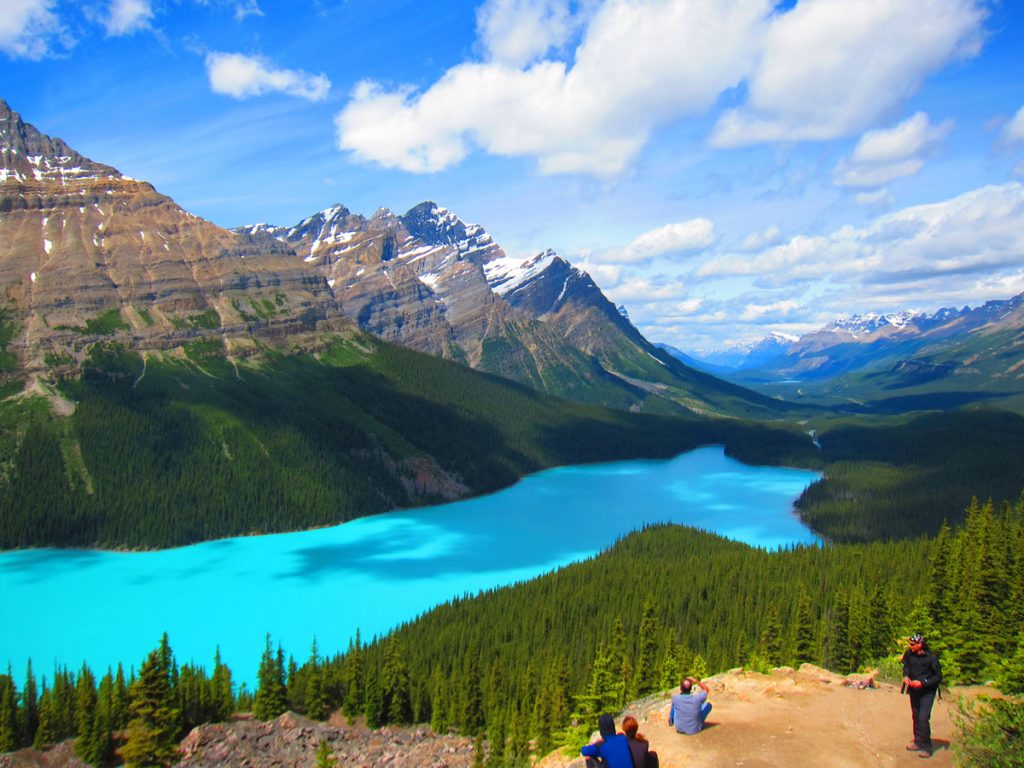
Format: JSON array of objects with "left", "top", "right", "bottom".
[{"left": 902, "top": 648, "right": 942, "bottom": 691}]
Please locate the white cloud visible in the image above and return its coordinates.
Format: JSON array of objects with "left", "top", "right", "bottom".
[
  {"left": 580, "top": 218, "right": 716, "bottom": 265},
  {"left": 206, "top": 52, "right": 330, "bottom": 101},
  {"left": 834, "top": 112, "right": 952, "bottom": 188},
  {"left": 712, "top": 0, "right": 985, "bottom": 147},
  {"left": 336, "top": 0, "right": 986, "bottom": 175},
  {"left": 620, "top": 219, "right": 716, "bottom": 262},
  {"left": 741, "top": 225, "right": 782, "bottom": 251},
  {"left": 855, "top": 189, "right": 895, "bottom": 208},
  {"left": 699, "top": 183, "right": 1024, "bottom": 297},
  {"left": 0, "top": 0, "right": 70, "bottom": 59},
  {"left": 476, "top": 0, "right": 576, "bottom": 67},
  {"left": 1004, "top": 105, "right": 1024, "bottom": 144},
  {"left": 336, "top": 0, "right": 769, "bottom": 176},
  {"left": 103, "top": 0, "right": 154, "bottom": 36},
  {"left": 670, "top": 298, "right": 704, "bottom": 315},
  {"left": 739, "top": 299, "right": 800, "bottom": 322},
  {"left": 606, "top": 276, "right": 690, "bottom": 302},
  {"left": 849, "top": 112, "right": 949, "bottom": 165},
  {"left": 635, "top": 182, "right": 1024, "bottom": 348},
  {"left": 234, "top": 0, "right": 264, "bottom": 22}
]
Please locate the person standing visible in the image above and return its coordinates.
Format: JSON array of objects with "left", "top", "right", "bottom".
[
  {"left": 669, "top": 676, "right": 712, "bottom": 735},
  {"left": 902, "top": 633, "right": 942, "bottom": 759}
]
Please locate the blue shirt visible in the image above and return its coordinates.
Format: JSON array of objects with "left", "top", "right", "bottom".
[
  {"left": 670, "top": 689, "right": 708, "bottom": 734},
  {"left": 581, "top": 733, "right": 633, "bottom": 768}
]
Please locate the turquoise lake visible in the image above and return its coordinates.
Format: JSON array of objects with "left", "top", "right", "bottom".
[{"left": 0, "top": 446, "right": 820, "bottom": 686}]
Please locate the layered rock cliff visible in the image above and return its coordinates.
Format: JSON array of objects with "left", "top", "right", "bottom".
[
  {"left": 0, "top": 99, "right": 345, "bottom": 371},
  {"left": 1, "top": 99, "right": 782, "bottom": 417}
]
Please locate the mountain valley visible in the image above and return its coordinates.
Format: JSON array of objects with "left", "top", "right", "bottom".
[{"left": 670, "top": 296, "right": 1024, "bottom": 412}]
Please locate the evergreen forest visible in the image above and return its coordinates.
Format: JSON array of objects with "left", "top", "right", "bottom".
[
  {"left": 2, "top": 493, "right": 1022, "bottom": 767},
  {"left": 4, "top": 334, "right": 1024, "bottom": 549}
]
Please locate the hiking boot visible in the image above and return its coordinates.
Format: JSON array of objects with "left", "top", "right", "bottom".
[{"left": 906, "top": 742, "right": 924, "bottom": 751}]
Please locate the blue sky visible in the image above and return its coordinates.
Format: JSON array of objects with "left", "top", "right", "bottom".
[{"left": 2, "top": 0, "right": 1024, "bottom": 351}]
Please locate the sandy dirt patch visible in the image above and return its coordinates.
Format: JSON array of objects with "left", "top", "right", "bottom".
[{"left": 541, "top": 665, "right": 989, "bottom": 768}]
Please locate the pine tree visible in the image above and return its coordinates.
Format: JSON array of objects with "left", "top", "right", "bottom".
[
  {"left": 846, "top": 589, "right": 869, "bottom": 671},
  {"left": 827, "top": 593, "right": 852, "bottom": 672},
  {"left": 607, "top": 619, "right": 628, "bottom": 704},
  {"left": 254, "top": 635, "right": 287, "bottom": 721},
  {"left": 286, "top": 657, "right": 301, "bottom": 714},
  {"left": 305, "top": 640, "right": 329, "bottom": 722},
  {"left": 635, "top": 595, "right": 661, "bottom": 696},
  {"left": 928, "top": 521, "right": 954, "bottom": 629},
  {"left": 664, "top": 643, "right": 691, "bottom": 690},
  {"left": 760, "top": 603, "right": 784, "bottom": 667},
  {"left": 572, "top": 642, "right": 618, "bottom": 731},
  {"left": 21, "top": 660, "right": 38, "bottom": 749},
  {"left": 997, "top": 627, "right": 1024, "bottom": 695},
  {"left": 485, "top": 717, "right": 506, "bottom": 768},
  {"left": 461, "top": 652, "right": 485, "bottom": 736},
  {"left": 790, "top": 591, "right": 816, "bottom": 667},
  {"left": 506, "top": 705, "right": 529, "bottom": 768},
  {"left": 111, "top": 665, "right": 130, "bottom": 730},
  {"left": 363, "top": 664, "right": 384, "bottom": 729},
  {"left": 121, "top": 649, "right": 180, "bottom": 768},
  {"left": 341, "top": 633, "right": 364, "bottom": 723},
  {"left": 689, "top": 655, "right": 708, "bottom": 681},
  {"left": 211, "top": 649, "right": 234, "bottom": 723},
  {"left": 48, "top": 667, "right": 76, "bottom": 741},
  {"left": 0, "top": 673, "right": 18, "bottom": 752},
  {"left": 429, "top": 668, "right": 448, "bottom": 734},
  {"left": 87, "top": 672, "right": 116, "bottom": 768},
  {"left": 472, "top": 734, "right": 485, "bottom": 768},
  {"left": 73, "top": 664, "right": 98, "bottom": 763},
  {"left": 864, "top": 584, "right": 894, "bottom": 662},
  {"left": 33, "top": 687, "right": 56, "bottom": 749},
  {"left": 381, "top": 639, "right": 412, "bottom": 725}
]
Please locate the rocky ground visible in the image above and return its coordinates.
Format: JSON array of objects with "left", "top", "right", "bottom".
[
  {"left": 0, "top": 713, "right": 476, "bottom": 768},
  {"left": 2, "top": 665, "right": 994, "bottom": 768},
  {"left": 542, "top": 664, "right": 986, "bottom": 768}
]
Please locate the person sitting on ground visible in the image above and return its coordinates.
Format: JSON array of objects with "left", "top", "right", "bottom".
[
  {"left": 580, "top": 713, "right": 633, "bottom": 768},
  {"left": 622, "top": 714, "right": 659, "bottom": 768},
  {"left": 669, "top": 676, "right": 712, "bottom": 735}
]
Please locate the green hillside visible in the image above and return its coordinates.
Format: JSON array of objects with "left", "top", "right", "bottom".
[
  {"left": 0, "top": 331, "right": 816, "bottom": 549},
  {"left": 749, "top": 325, "right": 1024, "bottom": 414},
  {"left": 797, "top": 408, "right": 1024, "bottom": 541}
]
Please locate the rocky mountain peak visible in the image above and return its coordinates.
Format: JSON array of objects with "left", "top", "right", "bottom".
[
  {"left": 400, "top": 201, "right": 499, "bottom": 265},
  {"left": 401, "top": 201, "right": 470, "bottom": 246},
  {"left": 0, "top": 99, "right": 118, "bottom": 182},
  {"left": 825, "top": 310, "right": 924, "bottom": 337},
  {"left": 283, "top": 204, "right": 356, "bottom": 242}
]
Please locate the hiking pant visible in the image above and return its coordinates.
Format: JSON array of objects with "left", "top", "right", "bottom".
[
  {"left": 698, "top": 702, "right": 712, "bottom": 730},
  {"left": 909, "top": 688, "right": 936, "bottom": 750}
]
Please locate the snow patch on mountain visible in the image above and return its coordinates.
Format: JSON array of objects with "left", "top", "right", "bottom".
[
  {"left": 826, "top": 310, "right": 925, "bottom": 337},
  {"left": 484, "top": 249, "right": 558, "bottom": 297}
]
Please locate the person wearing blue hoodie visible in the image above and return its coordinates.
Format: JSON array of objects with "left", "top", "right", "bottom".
[{"left": 581, "top": 713, "right": 633, "bottom": 768}]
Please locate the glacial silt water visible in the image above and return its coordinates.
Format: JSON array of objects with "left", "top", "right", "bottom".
[{"left": 0, "top": 447, "right": 819, "bottom": 685}]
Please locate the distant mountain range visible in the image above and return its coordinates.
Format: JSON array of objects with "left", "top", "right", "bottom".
[
  {"left": 665, "top": 297, "right": 1024, "bottom": 409},
  {"left": 0, "top": 97, "right": 786, "bottom": 422},
  {"left": 230, "top": 202, "right": 792, "bottom": 416}
]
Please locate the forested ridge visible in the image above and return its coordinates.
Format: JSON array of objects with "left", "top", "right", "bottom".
[
  {"left": 4, "top": 332, "right": 1024, "bottom": 548},
  {"left": 3, "top": 496, "right": 1022, "bottom": 766},
  {"left": 0, "top": 334, "right": 817, "bottom": 549}
]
